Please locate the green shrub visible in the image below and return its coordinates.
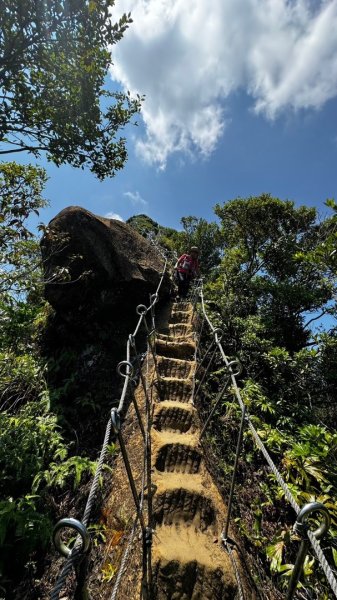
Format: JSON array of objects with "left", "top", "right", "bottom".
[
  {"left": 0, "top": 351, "right": 46, "bottom": 412},
  {"left": 0, "top": 398, "right": 67, "bottom": 497}
]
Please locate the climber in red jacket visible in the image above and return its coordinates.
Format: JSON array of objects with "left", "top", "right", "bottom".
[{"left": 175, "top": 246, "right": 200, "bottom": 299}]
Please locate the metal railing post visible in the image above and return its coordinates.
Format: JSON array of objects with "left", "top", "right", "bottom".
[
  {"left": 74, "top": 553, "right": 91, "bottom": 600},
  {"left": 200, "top": 360, "right": 242, "bottom": 439},
  {"left": 196, "top": 326, "right": 223, "bottom": 375},
  {"left": 117, "top": 360, "right": 146, "bottom": 440},
  {"left": 194, "top": 345, "right": 218, "bottom": 399},
  {"left": 142, "top": 313, "right": 161, "bottom": 382},
  {"left": 129, "top": 335, "right": 149, "bottom": 400},
  {"left": 111, "top": 409, "right": 146, "bottom": 532},
  {"left": 222, "top": 404, "right": 247, "bottom": 542},
  {"left": 286, "top": 502, "right": 331, "bottom": 599},
  {"left": 200, "top": 376, "right": 230, "bottom": 439},
  {"left": 130, "top": 383, "right": 146, "bottom": 440},
  {"left": 195, "top": 338, "right": 215, "bottom": 374}
]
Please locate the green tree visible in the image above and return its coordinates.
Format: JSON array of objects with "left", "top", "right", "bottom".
[
  {"left": 0, "top": 0, "right": 142, "bottom": 179},
  {"left": 214, "top": 194, "right": 334, "bottom": 350},
  {"left": 127, "top": 214, "right": 160, "bottom": 238},
  {"left": 299, "top": 198, "right": 337, "bottom": 278},
  {"left": 180, "top": 216, "right": 223, "bottom": 274},
  {"left": 199, "top": 195, "right": 337, "bottom": 595},
  {"left": 127, "top": 213, "right": 183, "bottom": 255},
  {"left": 0, "top": 162, "right": 49, "bottom": 351},
  {"left": 0, "top": 163, "right": 100, "bottom": 592}
]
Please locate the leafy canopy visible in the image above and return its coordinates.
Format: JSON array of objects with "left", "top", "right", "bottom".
[
  {"left": 0, "top": 164, "right": 102, "bottom": 585},
  {"left": 0, "top": 162, "right": 49, "bottom": 351},
  {"left": 214, "top": 194, "right": 335, "bottom": 351},
  {"left": 201, "top": 194, "right": 337, "bottom": 593},
  {"left": 0, "top": 0, "right": 142, "bottom": 178},
  {"left": 127, "top": 213, "right": 223, "bottom": 273},
  {"left": 179, "top": 216, "right": 223, "bottom": 274}
]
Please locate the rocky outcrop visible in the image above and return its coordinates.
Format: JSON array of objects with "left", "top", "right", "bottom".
[{"left": 41, "top": 206, "right": 171, "bottom": 327}]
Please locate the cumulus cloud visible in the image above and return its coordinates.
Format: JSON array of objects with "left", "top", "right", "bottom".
[
  {"left": 124, "top": 190, "right": 148, "bottom": 207},
  {"left": 110, "top": 0, "right": 337, "bottom": 167},
  {"left": 104, "top": 211, "right": 124, "bottom": 221}
]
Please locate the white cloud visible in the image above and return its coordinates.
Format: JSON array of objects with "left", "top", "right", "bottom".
[
  {"left": 110, "top": 0, "right": 337, "bottom": 167},
  {"left": 124, "top": 190, "right": 148, "bottom": 207},
  {"left": 104, "top": 211, "right": 124, "bottom": 221}
]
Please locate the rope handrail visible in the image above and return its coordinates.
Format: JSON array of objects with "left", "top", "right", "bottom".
[
  {"left": 50, "top": 258, "right": 168, "bottom": 599},
  {"left": 195, "top": 280, "right": 337, "bottom": 599}
]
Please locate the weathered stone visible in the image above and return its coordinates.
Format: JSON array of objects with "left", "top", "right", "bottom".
[{"left": 41, "top": 206, "right": 171, "bottom": 326}]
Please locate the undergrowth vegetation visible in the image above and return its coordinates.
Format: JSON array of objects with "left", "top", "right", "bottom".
[
  {"left": 0, "top": 163, "right": 102, "bottom": 595},
  {"left": 197, "top": 194, "right": 337, "bottom": 598},
  {"left": 2, "top": 167, "right": 337, "bottom": 599}
]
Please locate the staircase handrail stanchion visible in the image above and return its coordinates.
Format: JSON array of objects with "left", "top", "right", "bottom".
[{"left": 221, "top": 404, "right": 247, "bottom": 543}]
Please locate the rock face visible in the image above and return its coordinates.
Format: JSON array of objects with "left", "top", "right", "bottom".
[{"left": 41, "top": 206, "right": 171, "bottom": 327}]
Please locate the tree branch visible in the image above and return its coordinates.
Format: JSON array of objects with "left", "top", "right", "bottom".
[
  {"left": 303, "top": 311, "right": 328, "bottom": 330},
  {"left": 0, "top": 145, "right": 46, "bottom": 155}
]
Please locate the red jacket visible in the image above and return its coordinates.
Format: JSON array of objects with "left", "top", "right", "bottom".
[{"left": 176, "top": 253, "right": 199, "bottom": 278}]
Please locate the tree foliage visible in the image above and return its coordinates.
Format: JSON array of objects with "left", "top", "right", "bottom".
[
  {"left": 0, "top": 164, "right": 99, "bottom": 591},
  {"left": 214, "top": 194, "right": 334, "bottom": 351},
  {"left": 179, "top": 216, "right": 222, "bottom": 274},
  {"left": 127, "top": 214, "right": 160, "bottom": 238},
  {"left": 0, "top": 0, "right": 142, "bottom": 178},
  {"left": 127, "top": 213, "right": 183, "bottom": 255},
  {"left": 0, "top": 162, "right": 48, "bottom": 352},
  {"left": 127, "top": 213, "right": 223, "bottom": 273},
  {"left": 200, "top": 194, "right": 337, "bottom": 595}
]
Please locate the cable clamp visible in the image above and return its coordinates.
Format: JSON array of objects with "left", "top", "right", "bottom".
[
  {"left": 145, "top": 527, "right": 153, "bottom": 547},
  {"left": 221, "top": 531, "right": 228, "bottom": 545},
  {"left": 221, "top": 533, "right": 237, "bottom": 553},
  {"left": 212, "top": 327, "right": 223, "bottom": 341},
  {"left": 111, "top": 408, "right": 121, "bottom": 434}
]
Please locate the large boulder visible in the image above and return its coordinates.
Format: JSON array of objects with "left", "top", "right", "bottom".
[{"left": 41, "top": 206, "right": 171, "bottom": 327}]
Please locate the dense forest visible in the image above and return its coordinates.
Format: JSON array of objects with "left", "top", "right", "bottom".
[
  {"left": 1, "top": 1, "right": 337, "bottom": 597},
  {"left": 1, "top": 166, "right": 337, "bottom": 597},
  {"left": 130, "top": 198, "right": 337, "bottom": 597}
]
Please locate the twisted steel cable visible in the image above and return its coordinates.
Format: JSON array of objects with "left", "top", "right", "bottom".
[
  {"left": 110, "top": 339, "right": 154, "bottom": 600},
  {"left": 50, "top": 257, "right": 168, "bottom": 598},
  {"left": 307, "top": 531, "right": 337, "bottom": 597},
  {"left": 197, "top": 285, "right": 337, "bottom": 599},
  {"left": 50, "top": 419, "right": 112, "bottom": 599},
  {"left": 246, "top": 419, "right": 301, "bottom": 515},
  {"left": 226, "top": 544, "right": 245, "bottom": 600}
]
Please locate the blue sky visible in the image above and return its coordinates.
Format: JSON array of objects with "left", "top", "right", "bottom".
[
  {"left": 37, "top": 89, "right": 337, "bottom": 230},
  {"left": 8, "top": 0, "right": 337, "bottom": 231}
]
